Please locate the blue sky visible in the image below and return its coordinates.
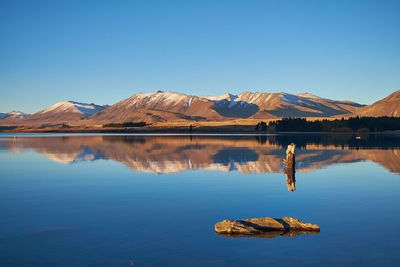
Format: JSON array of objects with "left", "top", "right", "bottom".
[{"left": 1, "top": 0, "right": 399, "bottom": 113}]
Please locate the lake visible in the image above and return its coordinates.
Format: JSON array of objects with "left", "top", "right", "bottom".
[{"left": 1, "top": 133, "right": 400, "bottom": 266}]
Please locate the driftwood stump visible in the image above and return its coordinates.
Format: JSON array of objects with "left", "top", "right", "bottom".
[{"left": 284, "top": 143, "right": 296, "bottom": 191}]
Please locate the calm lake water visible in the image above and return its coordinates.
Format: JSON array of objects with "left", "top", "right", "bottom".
[{"left": 1, "top": 133, "right": 400, "bottom": 266}]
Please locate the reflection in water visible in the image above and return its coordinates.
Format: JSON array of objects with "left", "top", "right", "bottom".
[
  {"left": 1, "top": 134, "right": 400, "bottom": 176},
  {"left": 217, "top": 230, "right": 319, "bottom": 239},
  {"left": 285, "top": 170, "right": 296, "bottom": 192},
  {"left": 283, "top": 144, "right": 296, "bottom": 192}
]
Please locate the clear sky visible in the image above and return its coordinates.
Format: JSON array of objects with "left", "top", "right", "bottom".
[{"left": 1, "top": 0, "right": 399, "bottom": 114}]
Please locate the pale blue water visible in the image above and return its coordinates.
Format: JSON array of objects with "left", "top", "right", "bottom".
[{"left": 0, "top": 134, "right": 400, "bottom": 266}]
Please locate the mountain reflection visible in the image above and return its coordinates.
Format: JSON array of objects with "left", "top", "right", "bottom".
[{"left": 1, "top": 135, "right": 400, "bottom": 175}]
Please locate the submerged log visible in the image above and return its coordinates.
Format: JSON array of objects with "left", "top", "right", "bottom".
[
  {"left": 215, "top": 217, "right": 320, "bottom": 236},
  {"left": 284, "top": 143, "right": 296, "bottom": 191}
]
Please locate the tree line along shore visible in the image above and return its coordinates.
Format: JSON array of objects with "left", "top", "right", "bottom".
[{"left": 1, "top": 117, "right": 400, "bottom": 133}]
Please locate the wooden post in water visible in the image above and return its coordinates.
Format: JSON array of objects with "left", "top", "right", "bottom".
[{"left": 284, "top": 143, "right": 296, "bottom": 191}]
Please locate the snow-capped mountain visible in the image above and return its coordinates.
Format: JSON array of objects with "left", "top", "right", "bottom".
[
  {"left": 17, "top": 101, "right": 108, "bottom": 126},
  {"left": 0, "top": 111, "right": 30, "bottom": 120},
  {"left": 202, "top": 91, "right": 363, "bottom": 119},
  {"left": 90, "top": 91, "right": 223, "bottom": 123},
  {"left": 201, "top": 93, "right": 259, "bottom": 118},
  {"left": 40, "top": 101, "right": 107, "bottom": 117},
  {"left": 244, "top": 91, "right": 363, "bottom": 118}
]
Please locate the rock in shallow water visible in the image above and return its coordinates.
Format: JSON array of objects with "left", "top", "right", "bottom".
[{"left": 215, "top": 217, "right": 320, "bottom": 235}]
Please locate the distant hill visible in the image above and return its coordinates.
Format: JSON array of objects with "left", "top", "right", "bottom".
[
  {"left": 15, "top": 101, "right": 108, "bottom": 126},
  {"left": 0, "top": 111, "right": 30, "bottom": 120},
  {"left": 350, "top": 90, "right": 400, "bottom": 117}
]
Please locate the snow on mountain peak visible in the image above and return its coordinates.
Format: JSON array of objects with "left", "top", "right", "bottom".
[
  {"left": 279, "top": 93, "right": 316, "bottom": 106},
  {"left": 0, "top": 111, "right": 30, "bottom": 120},
  {"left": 128, "top": 91, "right": 198, "bottom": 108},
  {"left": 41, "top": 101, "right": 107, "bottom": 116},
  {"left": 202, "top": 93, "right": 238, "bottom": 101},
  {"left": 296, "top": 93, "right": 320, "bottom": 99},
  {"left": 8, "top": 111, "right": 30, "bottom": 119}
]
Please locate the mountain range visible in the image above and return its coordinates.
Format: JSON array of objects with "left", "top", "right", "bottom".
[
  {"left": 89, "top": 91, "right": 366, "bottom": 124},
  {"left": 1, "top": 90, "right": 399, "bottom": 127}
]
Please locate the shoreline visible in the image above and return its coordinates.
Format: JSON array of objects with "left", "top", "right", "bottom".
[
  {"left": 1, "top": 128, "right": 399, "bottom": 135},
  {"left": 2, "top": 116, "right": 400, "bottom": 134}
]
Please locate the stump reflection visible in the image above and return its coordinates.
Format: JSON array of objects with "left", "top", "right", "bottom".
[{"left": 284, "top": 143, "right": 296, "bottom": 192}]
